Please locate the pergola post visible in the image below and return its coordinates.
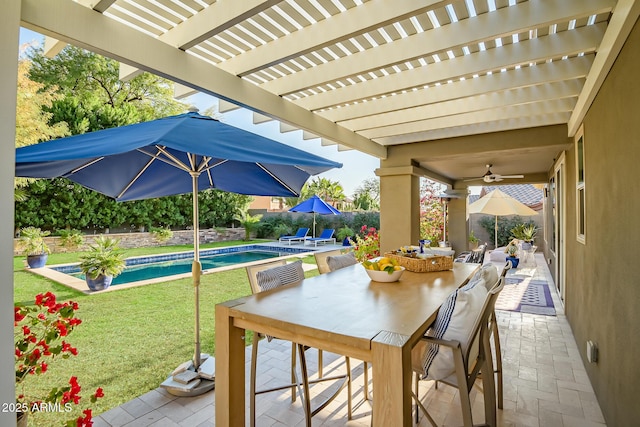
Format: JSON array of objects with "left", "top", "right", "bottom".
[
  {"left": 1, "top": 2, "right": 20, "bottom": 425},
  {"left": 376, "top": 166, "right": 421, "bottom": 254},
  {"left": 445, "top": 190, "right": 470, "bottom": 254}
]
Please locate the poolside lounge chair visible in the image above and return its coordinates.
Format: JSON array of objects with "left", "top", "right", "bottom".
[
  {"left": 279, "top": 228, "right": 309, "bottom": 245},
  {"left": 305, "top": 229, "right": 336, "bottom": 247}
]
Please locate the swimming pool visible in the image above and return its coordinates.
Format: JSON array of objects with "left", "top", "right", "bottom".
[{"left": 45, "top": 244, "right": 314, "bottom": 291}]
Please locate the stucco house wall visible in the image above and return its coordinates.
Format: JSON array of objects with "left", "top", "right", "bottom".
[{"left": 560, "top": 16, "right": 640, "bottom": 426}]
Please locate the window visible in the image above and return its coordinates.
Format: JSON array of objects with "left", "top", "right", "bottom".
[{"left": 575, "top": 125, "right": 586, "bottom": 244}]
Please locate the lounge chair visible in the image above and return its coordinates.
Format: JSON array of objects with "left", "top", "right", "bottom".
[
  {"left": 278, "top": 227, "right": 309, "bottom": 245},
  {"left": 305, "top": 229, "right": 336, "bottom": 247}
]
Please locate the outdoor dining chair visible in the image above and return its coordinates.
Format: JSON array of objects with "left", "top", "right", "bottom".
[
  {"left": 324, "top": 252, "right": 373, "bottom": 404},
  {"left": 411, "top": 273, "right": 504, "bottom": 427},
  {"left": 313, "top": 249, "right": 343, "bottom": 275},
  {"left": 245, "top": 260, "right": 352, "bottom": 427}
]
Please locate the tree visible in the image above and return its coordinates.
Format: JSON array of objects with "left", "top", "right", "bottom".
[
  {"left": 27, "top": 45, "right": 186, "bottom": 133},
  {"left": 14, "top": 56, "right": 69, "bottom": 199},
  {"left": 352, "top": 178, "right": 380, "bottom": 210},
  {"left": 419, "top": 179, "right": 447, "bottom": 244},
  {"left": 234, "top": 209, "right": 263, "bottom": 241},
  {"left": 15, "top": 58, "right": 69, "bottom": 148},
  {"left": 285, "top": 177, "right": 346, "bottom": 209}
]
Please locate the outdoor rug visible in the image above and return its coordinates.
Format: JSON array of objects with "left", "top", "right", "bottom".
[{"left": 495, "top": 277, "right": 556, "bottom": 316}]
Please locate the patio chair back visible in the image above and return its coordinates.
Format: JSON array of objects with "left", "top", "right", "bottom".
[
  {"left": 293, "top": 228, "right": 310, "bottom": 238},
  {"left": 314, "top": 249, "right": 343, "bottom": 274},
  {"left": 411, "top": 275, "right": 504, "bottom": 427},
  {"left": 245, "top": 259, "right": 288, "bottom": 294},
  {"left": 317, "top": 229, "right": 335, "bottom": 239}
]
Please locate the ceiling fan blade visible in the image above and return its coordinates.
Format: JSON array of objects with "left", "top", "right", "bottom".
[
  {"left": 463, "top": 177, "right": 483, "bottom": 182},
  {"left": 499, "top": 175, "right": 524, "bottom": 179}
]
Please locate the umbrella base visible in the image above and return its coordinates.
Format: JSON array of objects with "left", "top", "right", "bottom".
[
  {"left": 161, "top": 357, "right": 216, "bottom": 397},
  {"left": 161, "top": 371, "right": 215, "bottom": 397}
]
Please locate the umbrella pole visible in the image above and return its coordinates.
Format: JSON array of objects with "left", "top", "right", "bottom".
[
  {"left": 191, "top": 172, "right": 202, "bottom": 370},
  {"left": 163, "top": 172, "right": 213, "bottom": 397},
  {"left": 495, "top": 215, "right": 498, "bottom": 249}
]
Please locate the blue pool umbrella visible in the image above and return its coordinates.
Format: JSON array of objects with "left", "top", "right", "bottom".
[
  {"left": 289, "top": 194, "right": 341, "bottom": 237},
  {"left": 15, "top": 110, "right": 341, "bottom": 394}
]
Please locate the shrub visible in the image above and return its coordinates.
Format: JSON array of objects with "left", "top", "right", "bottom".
[
  {"left": 58, "top": 229, "right": 84, "bottom": 251},
  {"left": 150, "top": 227, "right": 173, "bottom": 243},
  {"left": 479, "top": 215, "right": 529, "bottom": 247}
]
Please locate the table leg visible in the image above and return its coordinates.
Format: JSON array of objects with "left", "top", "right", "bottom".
[
  {"left": 215, "top": 303, "right": 246, "bottom": 427},
  {"left": 371, "top": 331, "right": 412, "bottom": 427}
]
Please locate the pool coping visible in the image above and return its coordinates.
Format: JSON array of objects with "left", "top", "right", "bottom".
[{"left": 26, "top": 242, "right": 336, "bottom": 294}]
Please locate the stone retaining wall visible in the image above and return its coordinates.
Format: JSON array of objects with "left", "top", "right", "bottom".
[{"left": 13, "top": 228, "right": 245, "bottom": 255}]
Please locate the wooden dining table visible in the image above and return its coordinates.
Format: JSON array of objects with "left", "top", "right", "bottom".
[{"left": 214, "top": 261, "right": 480, "bottom": 426}]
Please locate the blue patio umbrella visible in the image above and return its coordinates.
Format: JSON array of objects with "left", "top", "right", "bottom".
[
  {"left": 15, "top": 110, "right": 341, "bottom": 395},
  {"left": 289, "top": 194, "right": 341, "bottom": 237}
]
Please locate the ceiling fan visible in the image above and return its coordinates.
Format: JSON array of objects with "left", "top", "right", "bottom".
[{"left": 465, "top": 164, "right": 524, "bottom": 183}]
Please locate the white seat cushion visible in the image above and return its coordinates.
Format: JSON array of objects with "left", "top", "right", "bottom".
[
  {"left": 489, "top": 248, "right": 508, "bottom": 262},
  {"left": 412, "top": 277, "right": 488, "bottom": 380}
]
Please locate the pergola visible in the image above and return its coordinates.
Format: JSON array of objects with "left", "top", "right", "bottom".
[{"left": 2, "top": 1, "right": 639, "bottom": 426}]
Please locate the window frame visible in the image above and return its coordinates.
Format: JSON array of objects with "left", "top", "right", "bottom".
[{"left": 575, "top": 124, "right": 586, "bottom": 244}]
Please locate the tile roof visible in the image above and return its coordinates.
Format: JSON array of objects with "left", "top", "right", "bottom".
[{"left": 478, "top": 184, "right": 543, "bottom": 207}]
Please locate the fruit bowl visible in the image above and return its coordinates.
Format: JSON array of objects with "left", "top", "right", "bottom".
[{"left": 363, "top": 265, "right": 405, "bottom": 282}]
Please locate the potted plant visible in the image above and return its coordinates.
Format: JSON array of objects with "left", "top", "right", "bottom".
[
  {"left": 336, "top": 226, "right": 355, "bottom": 246},
  {"left": 468, "top": 230, "right": 479, "bottom": 249},
  {"left": 505, "top": 239, "right": 520, "bottom": 268},
  {"left": 520, "top": 224, "right": 537, "bottom": 249},
  {"left": 19, "top": 227, "right": 51, "bottom": 268},
  {"left": 78, "top": 236, "right": 126, "bottom": 291},
  {"left": 511, "top": 223, "right": 537, "bottom": 250}
]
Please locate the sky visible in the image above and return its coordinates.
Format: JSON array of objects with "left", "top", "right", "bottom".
[{"left": 18, "top": 27, "right": 379, "bottom": 197}]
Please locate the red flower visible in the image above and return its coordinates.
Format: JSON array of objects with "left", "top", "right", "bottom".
[
  {"left": 22, "top": 325, "right": 31, "bottom": 336},
  {"left": 62, "top": 341, "right": 79, "bottom": 356},
  {"left": 77, "top": 408, "right": 94, "bottom": 426},
  {"left": 62, "top": 377, "right": 82, "bottom": 405},
  {"left": 38, "top": 340, "right": 51, "bottom": 356},
  {"left": 28, "top": 348, "right": 41, "bottom": 364},
  {"left": 56, "top": 321, "right": 69, "bottom": 337},
  {"left": 68, "top": 317, "right": 82, "bottom": 327},
  {"left": 14, "top": 306, "right": 25, "bottom": 324},
  {"left": 93, "top": 388, "right": 104, "bottom": 399}
]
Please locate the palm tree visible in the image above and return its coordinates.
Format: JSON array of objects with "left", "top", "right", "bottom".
[{"left": 234, "top": 209, "right": 263, "bottom": 241}]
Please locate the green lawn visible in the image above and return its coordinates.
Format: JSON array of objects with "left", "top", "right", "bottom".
[{"left": 14, "top": 240, "right": 319, "bottom": 426}]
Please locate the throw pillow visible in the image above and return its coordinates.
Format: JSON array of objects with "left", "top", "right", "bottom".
[
  {"left": 412, "top": 277, "right": 488, "bottom": 380},
  {"left": 326, "top": 252, "right": 358, "bottom": 272}
]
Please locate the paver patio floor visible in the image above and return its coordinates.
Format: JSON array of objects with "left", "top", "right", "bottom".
[{"left": 93, "top": 254, "right": 606, "bottom": 427}]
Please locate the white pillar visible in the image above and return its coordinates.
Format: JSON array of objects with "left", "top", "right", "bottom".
[{"left": 0, "top": 2, "right": 21, "bottom": 426}]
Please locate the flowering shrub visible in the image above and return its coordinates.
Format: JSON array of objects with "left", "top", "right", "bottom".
[
  {"left": 349, "top": 225, "right": 380, "bottom": 262},
  {"left": 15, "top": 292, "right": 104, "bottom": 426}
]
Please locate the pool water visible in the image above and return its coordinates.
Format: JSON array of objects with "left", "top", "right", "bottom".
[{"left": 72, "top": 250, "right": 282, "bottom": 285}]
